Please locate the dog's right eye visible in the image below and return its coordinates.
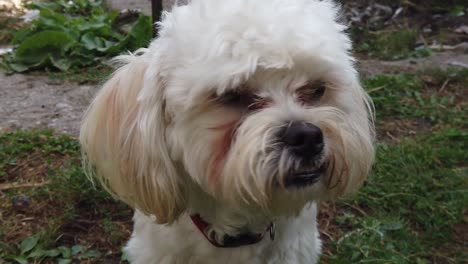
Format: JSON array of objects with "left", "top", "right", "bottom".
[{"left": 218, "top": 90, "right": 260, "bottom": 110}]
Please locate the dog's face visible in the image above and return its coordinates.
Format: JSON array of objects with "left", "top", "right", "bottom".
[{"left": 80, "top": 0, "right": 374, "bottom": 223}]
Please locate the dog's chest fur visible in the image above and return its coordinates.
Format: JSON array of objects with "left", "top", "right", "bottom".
[{"left": 125, "top": 204, "right": 321, "bottom": 264}]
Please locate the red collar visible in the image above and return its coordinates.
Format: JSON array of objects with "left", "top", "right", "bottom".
[{"left": 190, "top": 214, "right": 275, "bottom": 248}]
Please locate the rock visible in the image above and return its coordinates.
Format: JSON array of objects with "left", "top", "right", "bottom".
[
  {"left": 105, "top": 0, "right": 190, "bottom": 15},
  {"left": 455, "top": 25, "right": 468, "bottom": 35}
]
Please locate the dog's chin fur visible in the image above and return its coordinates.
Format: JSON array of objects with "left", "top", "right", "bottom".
[{"left": 80, "top": 0, "right": 375, "bottom": 263}]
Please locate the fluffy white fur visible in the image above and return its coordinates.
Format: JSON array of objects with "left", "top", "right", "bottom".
[{"left": 80, "top": 0, "right": 375, "bottom": 263}]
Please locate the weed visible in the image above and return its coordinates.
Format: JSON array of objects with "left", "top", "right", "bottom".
[
  {"left": 3, "top": 234, "right": 102, "bottom": 264},
  {"left": 0, "top": 130, "right": 132, "bottom": 263},
  {"left": 0, "top": 14, "right": 23, "bottom": 44},
  {"left": 372, "top": 0, "right": 467, "bottom": 11},
  {"left": 324, "top": 128, "right": 467, "bottom": 263},
  {"left": 356, "top": 28, "right": 428, "bottom": 60},
  {"left": 102, "top": 217, "right": 127, "bottom": 245},
  {"left": 363, "top": 68, "right": 467, "bottom": 126},
  {"left": 2, "top": 0, "right": 152, "bottom": 73},
  {"left": 321, "top": 66, "right": 467, "bottom": 263},
  {"left": 351, "top": 0, "right": 468, "bottom": 60},
  {"left": 423, "top": 67, "right": 468, "bottom": 85},
  {"left": 48, "top": 63, "right": 112, "bottom": 84}
]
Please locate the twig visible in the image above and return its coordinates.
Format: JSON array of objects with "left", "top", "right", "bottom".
[
  {"left": 343, "top": 202, "right": 368, "bottom": 216},
  {"left": 401, "top": 0, "right": 418, "bottom": 9},
  {"left": 74, "top": 219, "right": 99, "bottom": 224},
  {"left": 0, "top": 181, "right": 50, "bottom": 190},
  {"left": 368, "top": 85, "right": 386, "bottom": 94},
  {"left": 20, "top": 217, "right": 36, "bottom": 221},
  {"left": 320, "top": 230, "right": 334, "bottom": 241},
  {"left": 438, "top": 79, "right": 450, "bottom": 93},
  {"left": 386, "top": 131, "right": 399, "bottom": 142}
]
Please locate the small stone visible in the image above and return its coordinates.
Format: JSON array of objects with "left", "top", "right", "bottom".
[
  {"left": 12, "top": 195, "right": 30, "bottom": 211},
  {"left": 455, "top": 25, "right": 468, "bottom": 35}
]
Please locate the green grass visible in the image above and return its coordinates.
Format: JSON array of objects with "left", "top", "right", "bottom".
[
  {"left": 322, "top": 68, "right": 467, "bottom": 263},
  {"left": 0, "top": 130, "right": 131, "bottom": 263},
  {"left": 356, "top": 28, "right": 430, "bottom": 61},
  {"left": 325, "top": 129, "right": 467, "bottom": 263},
  {"left": 364, "top": 68, "right": 468, "bottom": 126}
]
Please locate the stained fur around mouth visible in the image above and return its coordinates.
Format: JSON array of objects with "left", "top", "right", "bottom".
[
  {"left": 284, "top": 165, "right": 326, "bottom": 188},
  {"left": 264, "top": 139, "right": 327, "bottom": 189}
]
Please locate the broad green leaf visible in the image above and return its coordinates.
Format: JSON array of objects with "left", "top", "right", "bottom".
[
  {"left": 416, "top": 258, "right": 429, "bottom": 264},
  {"left": 28, "top": 248, "right": 45, "bottom": 258},
  {"left": 58, "top": 246, "right": 72, "bottom": 259},
  {"left": 77, "top": 22, "right": 108, "bottom": 32},
  {"left": 81, "top": 32, "right": 121, "bottom": 54},
  {"left": 71, "top": 244, "right": 84, "bottom": 255},
  {"left": 20, "top": 235, "right": 40, "bottom": 254},
  {"left": 97, "top": 39, "right": 119, "bottom": 53},
  {"left": 126, "top": 15, "right": 152, "bottom": 50},
  {"left": 39, "top": 8, "right": 68, "bottom": 29},
  {"left": 50, "top": 55, "right": 72, "bottom": 71},
  {"left": 43, "top": 248, "right": 61, "bottom": 257},
  {"left": 7, "top": 62, "right": 30, "bottom": 73},
  {"left": 57, "top": 259, "right": 72, "bottom": 264},
  {"left": 81, "top": 32, "right": 102, "bottom": 50},
  {"left": 90, "top": 0, "right": 104, "bottom": 7},
  {"left": 29, "top": 1, "right": 61, "bottom": 11},
  {"left": 13, "top": 256, "right": 28, "bottom": 264},
  {"left": 15, "top": 30, "right": 74, "bottom": 65},
  {"left": 82, "top": 249, "right": 102, "bottom": 258},
  {"left": 121, "top": 250, "right": 130, "bottom": 261},
  {"left": 11, "top": 27, "right": 35, "bottom": 45}
]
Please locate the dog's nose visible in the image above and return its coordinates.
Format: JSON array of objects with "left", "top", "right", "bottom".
[{"left": 281, "top": 121, "right": 324, "bottom": 157}]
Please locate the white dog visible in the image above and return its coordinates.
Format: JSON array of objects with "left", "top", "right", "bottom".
[{"left": 80, "top": 0, "right": 375, "bottom": 263}]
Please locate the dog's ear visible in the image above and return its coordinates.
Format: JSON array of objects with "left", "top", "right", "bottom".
[
  {"left": 321, "top": 81, "right": 375, "bottom": 199},
  {"left": 80, "top": 50, "right": 185, "bottom": 224}
]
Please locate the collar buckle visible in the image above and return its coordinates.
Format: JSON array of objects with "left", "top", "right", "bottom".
[{"left": 268, "top": 223, "right": 275, "bottom": 241}]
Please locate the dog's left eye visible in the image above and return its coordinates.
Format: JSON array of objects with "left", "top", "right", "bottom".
[
  {"left": 296, "top": 81, "right": 327, "bottom": 105},
  {"left": 218, "top": 90, "right": 261, "bottom": 110}
]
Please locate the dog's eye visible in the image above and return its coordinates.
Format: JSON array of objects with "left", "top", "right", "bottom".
[
  {"left": 296, "top": 81, "right": 326, "bottom": 104},
  {"left": 218, "top": 90, "right": 261, "bottom": 110}
]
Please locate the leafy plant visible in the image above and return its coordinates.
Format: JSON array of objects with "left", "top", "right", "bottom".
[
  {"left": 0, "top": 130, "right": 132, "bottom": 262},
  {"left": 2, "top": 0, "right": 152, "bottom": 72},
  {"left": 4, "top": 234, "right": 102, "bottom": 264}
]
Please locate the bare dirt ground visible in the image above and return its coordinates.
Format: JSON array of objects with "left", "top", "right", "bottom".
[
  {"left": 0, "top": 73, "right": 97, "bottom": 135},
  {"left": 358, "top": 51, "right": 468, "bottom": 78},
  {"left": 0, "top": 0, "right": 467, "bottom": 137}
]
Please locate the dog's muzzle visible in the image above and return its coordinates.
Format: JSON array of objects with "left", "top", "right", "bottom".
[{"left": 279, "top": 121, "right": 325, "bottom": 188}]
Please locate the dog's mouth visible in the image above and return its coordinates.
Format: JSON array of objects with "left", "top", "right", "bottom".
[{"left": 284, "top": 166, "right": 325, "bottom": 188}]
